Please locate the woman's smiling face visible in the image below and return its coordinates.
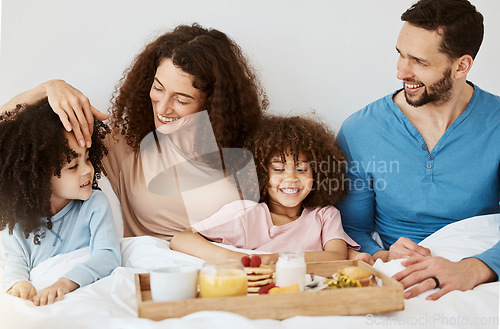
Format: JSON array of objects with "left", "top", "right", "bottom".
[{"left": 150, "top": 58, "right": 205, "bottom": 129}]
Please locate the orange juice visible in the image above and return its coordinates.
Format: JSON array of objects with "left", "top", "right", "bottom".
[{"left": 199, "top": 268, "right": 247, "bottom": 298}]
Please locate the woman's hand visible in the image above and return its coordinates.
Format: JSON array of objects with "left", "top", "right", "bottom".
[
  {"left": 392, "top": 257, "right": 497, "bottom": 300},
  {"left": 1, "top": 79, "right": 108, "bottom": 147},
  {"left": 7, "top": 280, "right": 37, "bottom": 301},
  {"left": 41, "top": 80, "right": 108, "bottom": 147},
  {"left": 32, "top": 278, "right": 79, "bottom": 306}
]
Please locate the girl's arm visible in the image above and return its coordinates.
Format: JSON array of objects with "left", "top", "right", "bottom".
[
  {"left": 348, "top": 248, "right": 375, "bottom": 265},
  {"left": 0, "top": 230, "right": 32, "bottom": 295},
  {"left": 304, "top": 239, "right": 348, "bottom": 262},
  {"left": 0, "top": 80, "right": 107, "bottom": 147},
  {"left": 7, "top": 281, "right": 37, "bottom": 301},
  {"left": 61, "top": 191, "right": 121, "bottom": 289},
  {"left": 32, "top": 278, "right": 79, "bottom": 306},
  {"left": 170, "top": 228, "right": 248, "bottom": 262},
  {"left": 257, "top": 239, "right": 349, "bottom": 265}
]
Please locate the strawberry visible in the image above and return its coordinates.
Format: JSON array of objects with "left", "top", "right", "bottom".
[
  {"left": 250, "top": 255, "right": 261, "bottom": 267},
  {"left": 241, "top": 255, "right": 251, "bottom": 267},
  {"left": 258, "top": 283, "right": 276, "bottom": 294}
]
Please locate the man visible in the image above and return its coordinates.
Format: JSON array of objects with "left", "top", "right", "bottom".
[{"left": 337, "top": 0, "right": 499, "bottom": 300}]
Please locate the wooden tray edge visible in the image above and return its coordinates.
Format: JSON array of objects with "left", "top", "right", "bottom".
[{"left": 136, "top": 260, "right": 405, "bottom": 320}]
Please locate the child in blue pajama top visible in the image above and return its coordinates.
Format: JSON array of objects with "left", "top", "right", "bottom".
[{"left": 0, "top": 100, "right": 121, "bottom": 306}]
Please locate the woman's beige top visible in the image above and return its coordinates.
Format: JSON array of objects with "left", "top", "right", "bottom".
[{"left": 102, "top": 133, "right": 242, "bottom": 241}]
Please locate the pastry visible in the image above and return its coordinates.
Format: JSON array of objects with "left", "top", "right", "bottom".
[{"left": 340, "top": 266, "right": 372, "bottom": 286}]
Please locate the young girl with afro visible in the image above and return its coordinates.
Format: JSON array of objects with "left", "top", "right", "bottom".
[
  {"left": 170, "top": 115, "right": 360, "bottom": 264},
  {"left": 0, "top": 100, "right": 121, "bottom": 306}
]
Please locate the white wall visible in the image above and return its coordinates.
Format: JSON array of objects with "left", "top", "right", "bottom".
[
  {"left": 0, "top": 0, "right": 499, "bottom": 131},
  {"left": 0, "top": 1, "right": 2, "bottom": 57}
]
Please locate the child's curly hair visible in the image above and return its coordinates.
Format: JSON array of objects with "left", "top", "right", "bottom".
[
  {"left": 109, "top": 23, "right": 268, "bottom": 152},
  {"left": 0, "top": 100, "right": 110, "bottom": 244},
  {"left": 244, "top": 115, "right": 347, "bottom": 208}
]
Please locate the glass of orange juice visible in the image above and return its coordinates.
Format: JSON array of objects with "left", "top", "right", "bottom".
[{"left": 199, "top": 260, "right": 247, "bottom": 298}]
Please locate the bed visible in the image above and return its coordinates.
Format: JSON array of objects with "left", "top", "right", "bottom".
[{"left": 0, "top": 181, "right": 498, "bottom": 329}]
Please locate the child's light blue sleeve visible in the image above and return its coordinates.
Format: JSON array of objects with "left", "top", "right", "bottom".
[
  {"left": 61, "top": 191, "right": 121, "bottom": 287},
  {"left": 0, "top": 228, "right": 31, "bottom": 292}
]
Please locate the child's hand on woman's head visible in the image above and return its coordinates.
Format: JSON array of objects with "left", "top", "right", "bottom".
[
  {"left": 7, "top": 280, "right": 37, "bottom": 301},
  {"left": 33, "top": 278, "right": 79, "bottom": 306}
]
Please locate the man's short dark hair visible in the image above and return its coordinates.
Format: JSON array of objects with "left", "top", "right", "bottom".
[{"left": 401, "top": 0, "right": 484, "bottom": 59}]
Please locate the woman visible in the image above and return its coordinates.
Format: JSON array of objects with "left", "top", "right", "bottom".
[{"left": 1, "top": 23, "right": 268, "bottom": 240}]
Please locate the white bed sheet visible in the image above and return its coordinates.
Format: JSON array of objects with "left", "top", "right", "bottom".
[{"left": 0, "top": 214, "right": 498, "bottom": 329}]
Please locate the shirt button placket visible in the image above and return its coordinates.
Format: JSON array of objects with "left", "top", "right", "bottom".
[{"left": 426, "top": 154, "right": 434, "bottom": 182}]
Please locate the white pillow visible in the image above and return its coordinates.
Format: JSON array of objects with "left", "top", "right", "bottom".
[{"left": 420, "top": 213, "right": 500, "bottom": 261}]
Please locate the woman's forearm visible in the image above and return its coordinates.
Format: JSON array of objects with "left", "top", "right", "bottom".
[{"left": 0, "top": 82, "right": 48, "bottom": 113}]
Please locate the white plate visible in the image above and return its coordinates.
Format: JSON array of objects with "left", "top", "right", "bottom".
[
  {"left": 247, "top": 274, "right": 328, "bottom": 295},
  {"left": 305, "top": 274, "right": 328, "bottom": 292}
]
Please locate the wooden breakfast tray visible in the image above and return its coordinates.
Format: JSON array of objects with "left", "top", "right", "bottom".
[{"left": 135, "top": 260, "right": 404, "bottom": 320}]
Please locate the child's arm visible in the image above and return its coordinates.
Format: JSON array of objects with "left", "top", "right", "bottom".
[
  {"left": 255, "top": 239, "right": 349, "bottom": 265},
  {"left": 7, "top": 281, "right": 37, "bottom": 301},
  {"left": 60, "top": 191, "right": 121, "bottom": 289},
  {"left": 348, "top": 248, "right": 375, "bottom": 265},
  {"left": 304, "top": 239, "right": 348, "bottom": 262},
  {"left": 0, "top": 229, "right": 33, "bottom": 297},
  {"left": 32, "top": 278, "right": 79, "bottom": 306},
  {"left": 170, "top": 228, "right": 248, "bottom": 262}
]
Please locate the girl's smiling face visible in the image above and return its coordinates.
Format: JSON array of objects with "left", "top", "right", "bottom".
[
  {"left": 150, "top": 58, "right": 205, "bottom": 129},
  {"left": 50, "top": 131, "right": 94, "bottom": 215},
  {"left": 266, "top": 151, "right": 313, "bottom": 216}
]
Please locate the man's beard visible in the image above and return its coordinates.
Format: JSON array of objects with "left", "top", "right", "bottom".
[{"left": 404, "top": 68, "right": 453, "bottom": 107}]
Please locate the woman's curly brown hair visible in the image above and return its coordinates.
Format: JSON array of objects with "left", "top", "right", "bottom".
[
  {"left": 244, "top": 115, "right": 347, "bottom": 208},
  {"left": 0, "top": 100, "right": 110, "bottom": 244},
  {"left": 109, "top": 23, "right": 268, "bottom": 151}
]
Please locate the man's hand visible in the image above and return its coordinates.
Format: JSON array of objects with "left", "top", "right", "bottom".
[
  {"left": 7, "top": 281, "right": 37, "bottom": 301},
  {"left": 392, "top": 257, "right": 497, "bottom": 300}
]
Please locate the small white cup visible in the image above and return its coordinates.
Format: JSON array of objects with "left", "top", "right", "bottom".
[{"left": 150, "top": 266, "right": 198, "bottom": 302}]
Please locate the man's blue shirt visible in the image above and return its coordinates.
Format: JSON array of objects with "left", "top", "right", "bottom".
[{"left": 336, "top": 83, "right": 500, "bottom": 276}]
